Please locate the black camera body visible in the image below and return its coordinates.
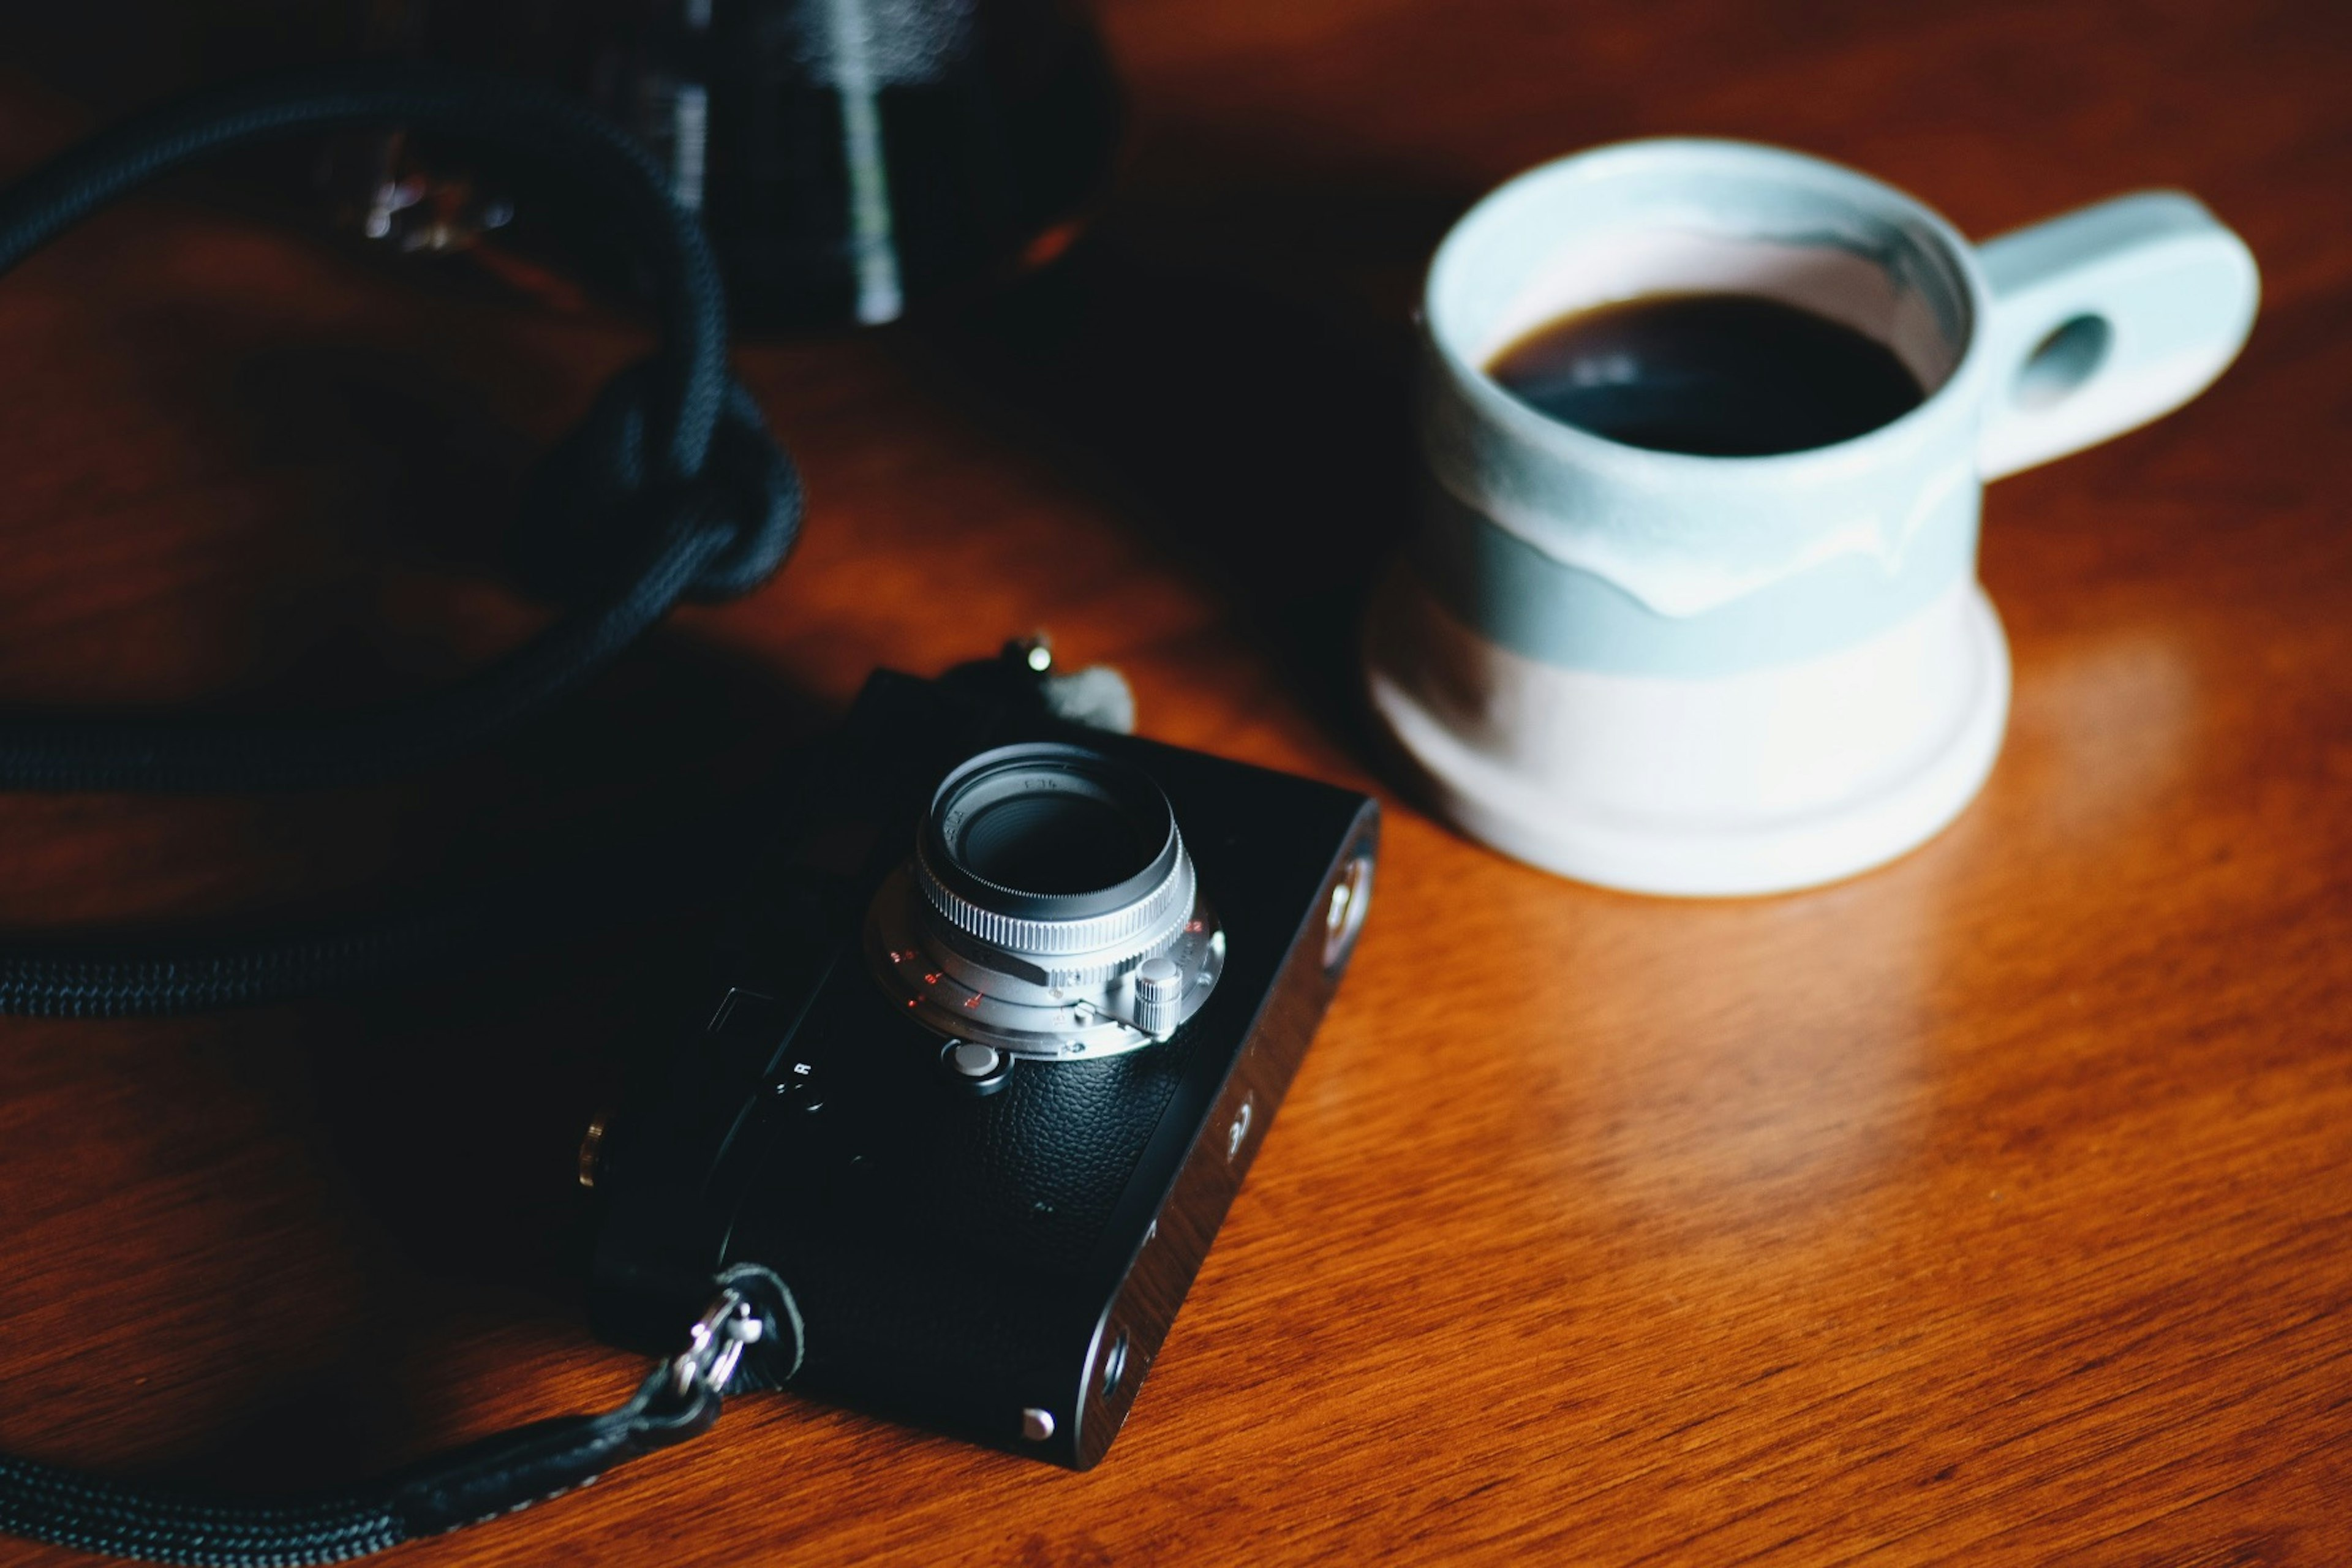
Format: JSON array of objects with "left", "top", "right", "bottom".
[{"left": 588, "top": 660, "right": 1378, "bottom": 1468}]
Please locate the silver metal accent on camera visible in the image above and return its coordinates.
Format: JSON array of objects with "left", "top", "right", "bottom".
[
  {"left": 947, "top": 1041, "right": 1003, "bottom": 1078},
  {"left": 937, "top": 1038, "right": 1014, "bottom": 1096},
  {"left": 1131, "top": 957, "right": 1185, "bottom": 1036},
  {"left": 1322, "top": 851, "right": 1374, "bottom": 970},
  {"left": 1021, "top": 1407, "right": 1057, "bottom": 1441},
  {"left": 577, "top": 1110, "right": 612, "bottom": 1192},
  {"left": 916, "top": 839, "right": 1193, "bottom": 970},
  {"left": 668, "top": 1289, "right": 763, "bottom": 1400},
  {"left": 870, "top": 870, "right": 1224, "bottom": 1058},
  {"left": 1014, "top": 633, "right": 1138, "bottom": 734},
  {"left": 1099, "top": 1330, "right": 1130, "bottom": 1396},
  {"left": 868, "top": 742, "right": 1224, "bottom": 1060}
]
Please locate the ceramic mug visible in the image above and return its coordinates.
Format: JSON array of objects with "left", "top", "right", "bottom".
[{"left": 1363, "top": 139, "right": 2258, "bottom": 895}]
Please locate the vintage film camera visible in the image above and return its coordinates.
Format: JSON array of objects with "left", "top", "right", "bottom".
[{"left": 587, "top": 649, "right": 1379, "bottom": 1466}]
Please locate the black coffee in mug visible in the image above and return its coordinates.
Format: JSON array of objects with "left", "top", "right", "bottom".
[{"left": 1484, "top": 293, "right": 1925, "bottom": 457}]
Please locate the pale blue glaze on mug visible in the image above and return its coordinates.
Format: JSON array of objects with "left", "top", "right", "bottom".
[
  {"left": 1412, "top": 478, "right": 1980, "bottom": 676},
  {"left": 1416, "top": 140, "right": 2260, "bottom": 678}
]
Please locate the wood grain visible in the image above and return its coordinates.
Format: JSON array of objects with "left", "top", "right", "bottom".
[{"left": 0, "top": 0, "right": 2348, "bottom": 1563}]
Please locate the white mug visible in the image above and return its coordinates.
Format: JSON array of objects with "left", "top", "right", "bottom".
[{"left": 1363, "top": 139, "right": 2257, "bottom": 895}]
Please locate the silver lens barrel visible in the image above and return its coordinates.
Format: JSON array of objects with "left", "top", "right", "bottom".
[
  {"left": 869, "top": 743, "right": 1224, "bottom": 1058},
  {"left": 916, "top": 846, "right": 1194, "bottom": 986}
]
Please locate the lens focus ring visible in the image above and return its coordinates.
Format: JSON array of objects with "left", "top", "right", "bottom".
[{"left": 915, "top": 836, "right": 1194, "bottom": 962}]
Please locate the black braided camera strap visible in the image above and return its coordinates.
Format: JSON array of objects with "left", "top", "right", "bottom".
[
  {"left": 0, "top": 64, "right": 809, "bottom": 1561},
  {"left": 0, "top": 1264, "right": 801, "bottom": 1567},
  {"left": 0, "top": 60, "right": 805, "bottom": 1016}
]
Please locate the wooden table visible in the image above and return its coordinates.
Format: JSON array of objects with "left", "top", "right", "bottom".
[{"left": 0, "top": 1, "right": 2346, "bottom": 1562}]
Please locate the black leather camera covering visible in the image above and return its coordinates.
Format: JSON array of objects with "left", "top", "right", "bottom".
[{"left": 588, "top": 667, "right": 1378, "bottom": 1466}]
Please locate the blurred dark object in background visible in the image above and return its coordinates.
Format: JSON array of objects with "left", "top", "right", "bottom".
[{"left": 2, "top": 0, "right": 1124, "bottom": 333}]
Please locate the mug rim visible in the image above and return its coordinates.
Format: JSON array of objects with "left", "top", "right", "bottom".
[{"left": 1423, "top": 137, "right": 1997, "bottom": 479}]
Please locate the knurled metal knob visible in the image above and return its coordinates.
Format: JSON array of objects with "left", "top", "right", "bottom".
[{"left": 1133, "top": 956, "right": 1185, "bottom": 1036}]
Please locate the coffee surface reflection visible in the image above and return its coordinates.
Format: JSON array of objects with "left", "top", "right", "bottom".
[{"left": 1485, "top": 293, "right": 1926, "bottom": 457}]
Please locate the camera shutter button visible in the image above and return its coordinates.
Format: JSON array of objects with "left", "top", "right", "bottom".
[
  {"left": 1133, "top": 957, "right": 1184, "bottom": 1036},
  {"left": 949, "top": 1041, "right": 1002, "bottom": 1078},
  {"left": 939, "top": 1039, "right": 1014, "bottom": 1095}
]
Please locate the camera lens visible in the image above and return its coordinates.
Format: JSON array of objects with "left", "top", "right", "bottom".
[
  {"left": 951, "top": 785, "right": 1155, "bottom": 897},
  {"left": 923, "top": 744, "right": 1182, "bottom": 929},
  {"left": 879, "top": 742, "right": 1224, "bottom": 1059}
]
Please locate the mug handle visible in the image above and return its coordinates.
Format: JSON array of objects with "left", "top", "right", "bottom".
[{"left": 1973, "top": 191, "right": 2259, "bottom": 480}]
